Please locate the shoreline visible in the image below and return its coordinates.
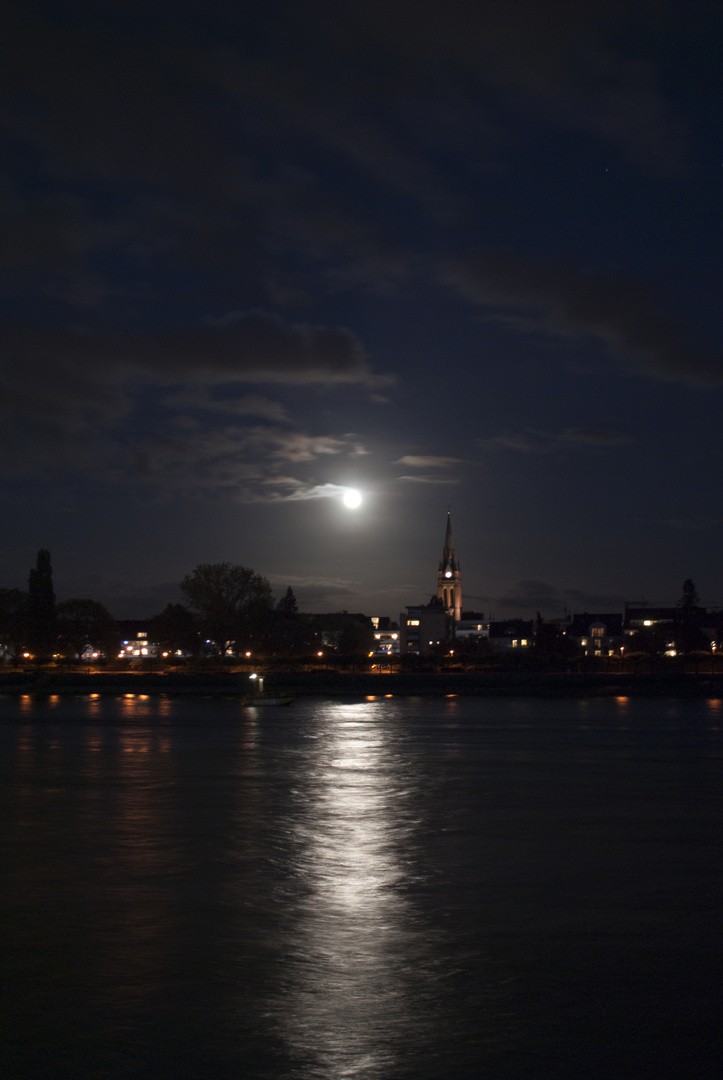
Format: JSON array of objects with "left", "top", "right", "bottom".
[{"left": 1, "top": 670, "right": 723, "bottom": 698}]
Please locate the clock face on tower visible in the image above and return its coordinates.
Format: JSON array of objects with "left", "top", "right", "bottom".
[{"left": 444, "top": 570, "right": 452, "bottom": 578}]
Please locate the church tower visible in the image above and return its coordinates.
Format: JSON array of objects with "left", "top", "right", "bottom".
[{"left": 437, "top": 512, "right": 462, "bottom": 621}]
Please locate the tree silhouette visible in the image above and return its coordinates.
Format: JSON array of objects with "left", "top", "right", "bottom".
[
  {"left": 677, "top": 578, "right": 706, "bottom": 654},
  {"left": 149, "top": 603, "right": 200, "bottom": 656},
  {"left": 180, "top": 564, "right": 273, "bottom": 654},
  {"left": 0, "top": 588, "right": 28, "bottom": 662},
  {"left": 270, "top": 586, "right": 315, "bottom": 655},
  {"left": 27, "top": 549, "right": 56, "bottom": 660},
  {"left": 680, "top": 579, "right": 700, "bottom": 610},
  {"left": 276, "top": 586, "right": 299, "bottom": 616},
  {"left": 57, "top": 599, "right": 119, "bottom": 660}
]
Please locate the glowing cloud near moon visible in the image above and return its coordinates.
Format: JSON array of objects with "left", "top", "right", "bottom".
[{"left": 343, "top": 488, "right": 362, "bottom": 509}]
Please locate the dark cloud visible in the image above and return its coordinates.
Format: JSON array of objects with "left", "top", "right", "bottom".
[
  {"left": 15, "top": 312, "right": 376, "bottom": 384},
  {"left": 447, "top": 251, "right": 723, "bottom": 385},
  {"left": 480, "top": 426, "right": 630, "bottom": 453},
  {"left": 0, "top": 187, "right": 94, "bottom": 271},
  {"left": 311, "top": 0, "right": 690, "bottom": 175},
  {"left": 162, "top": 389, "right": 290, "bottom": 423},
  {"left": 0, "top": 312, "right": 384, "bottom": 425},
  {"left": 0, "top": 313, "right": 385, "bottom": 484}
]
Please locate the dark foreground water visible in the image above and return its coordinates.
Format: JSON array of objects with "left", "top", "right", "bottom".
[{"left": 1, "top": 694, "right": 722, "bottom": 1080}]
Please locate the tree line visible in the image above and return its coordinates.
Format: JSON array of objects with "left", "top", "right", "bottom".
[{"left": 0, "top": 551, "right": 373, "bottom": 664}]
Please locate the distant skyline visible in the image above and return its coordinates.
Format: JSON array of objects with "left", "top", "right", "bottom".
[{"left": 3, "top": 2, "right": 723, "bottom": 620}]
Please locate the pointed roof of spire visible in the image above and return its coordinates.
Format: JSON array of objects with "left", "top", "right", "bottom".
[
  {"left": 444, "top": 512, "right": 454, "bottom": 555},
  {"left": 439, "top": 511, "right": 460, "bottom": 571}
]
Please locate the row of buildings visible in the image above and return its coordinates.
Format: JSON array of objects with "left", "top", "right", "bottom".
[
  {"left": 76, "top": 515, "right": 715, "bottom": 663},
  {"left": 369, "top": 515, "right": 718, "bottom": 659}
]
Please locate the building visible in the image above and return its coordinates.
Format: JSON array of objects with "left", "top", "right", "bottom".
[
  {"left": 455, "top": 614, "right": 489, "bottom": 643},
  {"left": 400, "top": 601, "right": 452, "bottom": 656},
  {"left": 118, "top": 629, "right": 161, "bottom": 660},
  {"left": 623, "top": 606, "right": 677, "bottom": 637},
  {"left": 371, "top": 616, "right": 400, "bottom": 656},
  {"left": 568, "top": 612, "right": 623, "bottom": 658},
  {"left": 487, "top": 620, "right": 534, "bottom": 652},
  {"left": 437, "top": 512, "right": 462, "bottom": 621}
]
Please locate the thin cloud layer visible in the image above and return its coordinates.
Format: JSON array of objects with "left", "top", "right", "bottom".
[
  {"left": 396, "top": 455, "right": 461, "bottom": 467},
  {"left": 122, "top": 426, "right": 367, "bottom": 500}
]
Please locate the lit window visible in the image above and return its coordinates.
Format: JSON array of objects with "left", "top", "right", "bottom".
[
  {"left": 408, "top": 620, "right": 420, "bottom": 626},
  {"left": 643, "top": 620, "right": 652, "bottom": 627}
]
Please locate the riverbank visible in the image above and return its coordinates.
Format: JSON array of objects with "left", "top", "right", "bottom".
[{"left": 2, "top": 669, "right": 723, "bottom": 697}]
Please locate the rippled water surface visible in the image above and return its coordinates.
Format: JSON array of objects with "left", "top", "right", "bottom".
[{"left": 2, "top": 693, "right": 723, "bottom": 1078}]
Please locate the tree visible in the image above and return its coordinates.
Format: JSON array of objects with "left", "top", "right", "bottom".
[
  {"left": 27, "top": 549, "right": 56, "bottom": 660},
  {"left": 270, "top": 586, "right": 316, "bottom": 655},
  {"left": 533, "top": 612, "right": 568, "bottom": 662},
  {"left": 315, "top": 613, "right": 374, "bottom": 657},
  {"left": 179, "top": 564, "right": 273, "bottom": 654},
  {"left": 677, "top": 578, "right": 706, "bottom": 654},
  {"left": 149, "top": 603, "right": 200, "bottom": 656},
  {"left": 680, "top": 578, "right": 700, "bottom": 610},
  {"left": 0, "top": 588, "right": 28, "bottom": 662},
  {"left": 276, "top": 586, "right": 299, "bottom": 617},
  {"left": 56, "top": 599, "right": 120, "bottom": 660}
]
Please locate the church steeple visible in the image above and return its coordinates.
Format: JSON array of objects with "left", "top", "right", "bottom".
[{"left": 437, "top": 512, "right": 462, "bottom": 621}]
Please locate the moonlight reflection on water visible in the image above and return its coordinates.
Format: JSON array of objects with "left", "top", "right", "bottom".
[
  {"left": 276, "top": 706, "right": 430, "bottom": 1077},
  {"left": 1, "top": 694, "right": 722, "bottom": 1079}
]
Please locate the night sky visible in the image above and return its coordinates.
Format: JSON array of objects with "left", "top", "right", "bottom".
[{"left": 3, "top": 1, "right": 723, "bottom": 620}]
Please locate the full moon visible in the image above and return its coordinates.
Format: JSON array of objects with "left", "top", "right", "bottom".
[{"left": 343, "top": 488, "right": 362, "bottom": 509}]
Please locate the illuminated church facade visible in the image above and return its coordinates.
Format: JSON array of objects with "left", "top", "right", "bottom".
[
  {"left": 398, "top": 513, "right": 464, "bottom": 655},
  {"left": 437, "top": 512, "right": 462, "bottom": 622}
]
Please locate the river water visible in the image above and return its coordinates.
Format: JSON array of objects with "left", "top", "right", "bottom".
[{"left": 1, "top": 693, "right": 722, "bottom": 1079}]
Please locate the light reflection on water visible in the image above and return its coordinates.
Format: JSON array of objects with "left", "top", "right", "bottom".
[
  {"left": 1, "top": 694, "right": 722, "bottom": 1079},
  {"left": 276, "top": 704, "right": 429, "bottom": 1078}
]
